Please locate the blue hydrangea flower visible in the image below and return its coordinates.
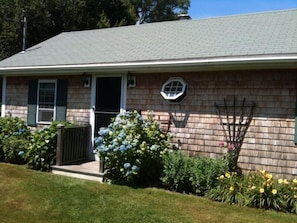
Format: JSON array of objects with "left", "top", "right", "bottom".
[
  {"left": 120, "top": 145, "right": 127, "bottom": 152},
  {"left": 150, "top": 145, "right": 159, "bottom": 151},
  {"left": 123, "top": 162, "right": 131, "bottom": 169},
  {"left": 131, "top": 165, "right": 138, "bottom": 171},
  {"left": 18, "top": 151, "right": 24, "bottom": 156},
  {"left": 98, "top": 128, "right": 109, "bottom": 136},
  {"left": 95, "top": 137, "right": 104, "bottom": 145}
]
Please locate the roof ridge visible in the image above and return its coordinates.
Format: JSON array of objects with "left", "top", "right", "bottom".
[{"left": 56, "top": 8, "right": 297, "bottom": 35}]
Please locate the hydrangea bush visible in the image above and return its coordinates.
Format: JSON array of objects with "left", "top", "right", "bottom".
[
  {"left": 95, "top": 110, "right": 171, "bottom": 185},
  {"left": 0, "top": 116, "right": 31, "bottom": 164},
  {"left": 25, "top": 121, "right": 72, "bottom": 171}
]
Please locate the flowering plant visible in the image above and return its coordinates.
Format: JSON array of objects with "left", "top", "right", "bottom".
[
  {"left": 218, "top": 141, "right": 239, "bottom": 172},
  {"left": 244, "top": 170, "right": 285, "bottom": 210},
  {"left": 209, "top": 169, "right": 297, "bottom": 213},
  {"left": 95, "top": 110, "right": 171, "bottom": 185},
  {"left": 208, "top": 171, "right": 246, "bottom": 205}
]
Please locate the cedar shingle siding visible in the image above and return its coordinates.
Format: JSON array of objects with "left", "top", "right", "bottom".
[{"left": 126, "top": 70, "right": 297, "bottom": 178}]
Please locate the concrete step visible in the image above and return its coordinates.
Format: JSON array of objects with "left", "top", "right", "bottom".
[{"left": 51, "top": 160, "right": 104, "bottom": 182}]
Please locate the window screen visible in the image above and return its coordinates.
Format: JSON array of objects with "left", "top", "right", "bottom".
[{"left": 38, "top": 81, "right": 56, "bottom": 123}]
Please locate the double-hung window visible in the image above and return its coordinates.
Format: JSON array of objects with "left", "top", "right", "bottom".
[
  {"left": 37, "top": 80, "right": 57, "bottom": 123},
  {"left": 27, "top": 79, "right": 68, "bottom": 126}
]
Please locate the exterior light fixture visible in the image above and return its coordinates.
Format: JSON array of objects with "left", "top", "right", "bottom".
[
  {"left": 127, "top": 72, "right": 136, "bottom": 88},
  {"left": 82, "top": 72, "right": 91, "bottom": 87}
]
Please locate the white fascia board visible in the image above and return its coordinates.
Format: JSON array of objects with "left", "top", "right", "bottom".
[{"left": 1, "top": 54, "right": 297, "bottom": 75}]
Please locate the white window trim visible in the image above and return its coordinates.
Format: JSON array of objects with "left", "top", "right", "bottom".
[
  {"left": 37, "top": 79, "right": 57, "bottom": 124},
  {"left": 160, "top": 77, "right": 187, "bottom": 101}
]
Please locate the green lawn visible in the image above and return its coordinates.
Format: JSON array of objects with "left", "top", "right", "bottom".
[{"left": 1, "top": 163, "right": 297, "bottom": 223}]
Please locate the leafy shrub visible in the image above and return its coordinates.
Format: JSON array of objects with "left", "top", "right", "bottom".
[
  {"left": 161, "top": 150, "right": 194, "bottom": 193},
  {"left": 0, "top": 116, "right": 31, "bottom": 163},
  {"left": 161, "top": 151, "right": 229, "bottom": 195},
  {"left": 2, "top": 137, "right": 29, "bottom": 164},
  {"left": 25, "top": 121, "right": 72, "bottom": 171},
  {"left": 95, "top": 110, "right": 171, "bottom": 185},
  {"left": 190, "top": 156, "right": 229, "bottom": 195}
]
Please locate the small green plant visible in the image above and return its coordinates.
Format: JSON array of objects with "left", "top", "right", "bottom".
[
  {"left": 95, "top": 110, "right": 171, "bottom": 185},
  {"left": 161, "top": 151, "right": 229, "bottom": 195},
  {"left": 0, "top": 116, "right": 31, "bottom": 163},
  {"left": 25, "top": 121, "right": 72, "bottom": 171}
]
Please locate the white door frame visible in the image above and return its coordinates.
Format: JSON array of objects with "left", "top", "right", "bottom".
[{"left": 89, "top": 73, "right": 127, "bottom": 155}]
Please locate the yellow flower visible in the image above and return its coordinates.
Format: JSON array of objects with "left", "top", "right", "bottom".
[
  {"left": 272, "top": 189, "right": 277, "bottom": 195},
  {"left": 284, "top": 179, "right": 289, "bottom": 185},
  {"left": 265, "top": 173, "right": 273, "bottom": 179},
  {"left": 293, "top": 179, "right": 297, "bottom": 184},
  {"left": 251, "top": 186, "right": 256, "bottom": 190},
  {"left": 278, "top": 179, "right": 283, "bottom": 184},
  {"left": 294, "top": 195, "right": 297, "bottom": 199},
  {"left": 225, "top": 173, "right": 231, "bottom": 178},
  {"left": 219, "top": 175, "right": 225, "bottom": 180},
  {"left": 259, "top": 188, "right": 265, "bottom": 193},
  {"left": 229, "top": 186, "right": 234, "bottom": 191},
  {"left": 259, "top": 170, "right": 266, "bottom": 175}
]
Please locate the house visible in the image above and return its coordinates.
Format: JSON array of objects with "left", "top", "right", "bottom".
[{"left": 0, "top": 9, "right": 297, "bottom": 178}]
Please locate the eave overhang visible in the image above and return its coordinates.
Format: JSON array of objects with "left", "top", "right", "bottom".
[{"left": 0, "top": 54, "right": 297, "bottom": 76}]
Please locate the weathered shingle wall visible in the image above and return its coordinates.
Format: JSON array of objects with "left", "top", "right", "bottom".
[
  {"left": 5, "top": 76, "right": 91, "bottom": 126},
  {"left": 5, "top": 77, "right": 28, "bottom": 120},
  {"left": 126, "top": 69, "right": 297, "bottom": 178}
]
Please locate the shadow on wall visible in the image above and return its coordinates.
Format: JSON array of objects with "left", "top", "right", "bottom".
[{"left": 169, "top": 111, "right": 190, "bottom": 128}]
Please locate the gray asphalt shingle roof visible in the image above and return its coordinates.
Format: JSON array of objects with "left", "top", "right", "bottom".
[{"left": 0, "top": 9, "right": 296, "bottom": 70}]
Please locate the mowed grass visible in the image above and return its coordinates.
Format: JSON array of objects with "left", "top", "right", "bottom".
[{"left": 1, "top": 163, "right": 297, "bottom": 223}]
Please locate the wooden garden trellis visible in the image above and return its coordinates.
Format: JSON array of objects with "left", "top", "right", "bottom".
[{"left": 214, "top": 96, "right": 256, "bottom": 152}]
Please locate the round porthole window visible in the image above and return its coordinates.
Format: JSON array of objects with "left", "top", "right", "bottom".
[{"left": 160, "top": 77, "right": 187, "bottom": 103}]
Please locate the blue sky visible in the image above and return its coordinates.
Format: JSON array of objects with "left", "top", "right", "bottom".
[{"left": 188, "top": 0, "right": 297, "bottom": 19}]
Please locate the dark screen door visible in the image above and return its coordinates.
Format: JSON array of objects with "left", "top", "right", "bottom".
[{"left": 94, "top": 77, "right": 121, "bottom": 136}]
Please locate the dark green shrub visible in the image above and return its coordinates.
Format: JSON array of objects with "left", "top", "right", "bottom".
[
  {"left": 161, "top": 151, "right": 194, "bottom": 193},
  {"left": 95, "top": 110, "right": 171, "bottom": 186},
  {"left": 161, "top": 151, "right": 228, "bottom": 195},
  {"left": 2, "top": 137, "right": 29, "bottom": 164},
  {"left": 25, "top": 121, "right": 72, "bottom": 171},
  {"left": 190, "top": 156, "right": 229, "bottom": 195},
  {"left": 0, "top": 116, "right": 31, "bottom": 163}
]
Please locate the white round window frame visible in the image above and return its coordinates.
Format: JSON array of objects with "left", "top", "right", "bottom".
[{"left": 160, "top": 77, "right": 187, "bottom": 102}]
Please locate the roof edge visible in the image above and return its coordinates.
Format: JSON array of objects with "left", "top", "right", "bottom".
[{"left": 1, "top": 55, "right": 297, "bottom": 75}]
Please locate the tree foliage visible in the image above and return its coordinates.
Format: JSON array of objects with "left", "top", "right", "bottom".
[
  {"left": 0, "top": 0, "right": 190, "bottom": 60},
  {"left": 127, "top": 0, "right": 190, "bottom": 24}
]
